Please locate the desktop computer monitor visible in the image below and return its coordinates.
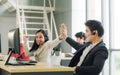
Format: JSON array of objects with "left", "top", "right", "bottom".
[
  {"left": 8, "top": 28, "right": 20, "bottom": 54},
  {"left": 5, "top": 28, "right": 20, "bottom": 65}
]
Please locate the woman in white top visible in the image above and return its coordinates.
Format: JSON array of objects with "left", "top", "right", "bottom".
[{"left": 24, "top": 29, "right": 63, "bottom": 64}]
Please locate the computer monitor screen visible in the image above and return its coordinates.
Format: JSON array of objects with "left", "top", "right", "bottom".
[
  {"left": 5, "top": 28, "right": 20, "bottom": 65},
  {"left": 8, "top": 28, "right": 20, "bottom": 54}
]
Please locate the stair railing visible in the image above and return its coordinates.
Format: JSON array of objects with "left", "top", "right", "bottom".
[{"left": 48, "top": 0, "right": 58, "bottom": 39}]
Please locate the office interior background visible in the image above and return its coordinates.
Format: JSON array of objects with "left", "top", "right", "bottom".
[{"left": 0, "top": 0, "right": 120, "bottom": 75}]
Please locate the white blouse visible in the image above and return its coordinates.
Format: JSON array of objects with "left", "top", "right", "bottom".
[{"left": 24, "top": 38, "right": 62, "bottom": 64}]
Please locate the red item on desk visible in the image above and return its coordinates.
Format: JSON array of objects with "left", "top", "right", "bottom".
[
  {"left": 19, "top": 43, "right": 29, "bottom": 60},
  {"left": 8, "top": 43, "right": 29, "bottom": 60}
]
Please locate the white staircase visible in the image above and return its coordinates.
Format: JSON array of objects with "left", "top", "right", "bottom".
[{"left": 16, "top": 0, "right": 58, "bottom": 49}]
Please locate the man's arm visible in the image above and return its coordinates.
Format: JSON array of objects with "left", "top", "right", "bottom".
[{"left": 66, "top": 37, "right": 84, "bottom": 50}]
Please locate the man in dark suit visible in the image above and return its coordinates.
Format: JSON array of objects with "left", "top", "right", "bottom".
[{"left": 60, "top": 20, "right": 108, "bottom": 75}]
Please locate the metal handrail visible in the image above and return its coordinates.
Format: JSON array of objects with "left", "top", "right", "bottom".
[
  {"left": 48, "top": 0, "right": 58, "bottom": 39},
  {"left": 16, "top": 0, "right": 57, "bottom": 48}
]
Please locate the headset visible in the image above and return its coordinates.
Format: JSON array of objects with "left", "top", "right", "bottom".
[{"left": 92, "top": 31, "right": 96, "bottom": 35}]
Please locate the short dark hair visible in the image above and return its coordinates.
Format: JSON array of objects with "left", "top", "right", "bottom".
[
  {"left": 85, "top": 20, "right": 104, "bottom": 37},
  {"left": 75, "top": 32, "right": 86, "bottom": 40},
  {"left": 30, "top": 29, "right": 49, "bottom": 52}
]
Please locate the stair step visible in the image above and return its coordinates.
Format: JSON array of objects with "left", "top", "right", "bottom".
[
  {"left": 23, "top": 28, "right": 48, "bottom": 30},
  {"left": 20, "top": 16, "right": 44, "bottom": 19},
  {"left": 19, "top": 10, "right": 44, "bottom": 13},
  {"left": 18, "top": 6, "right": 55, "bottom": 11},
  {"left": 20, "top": 22, "right": 45, "bottom": 25},
  {"left": 27, "top": 34, "right": 35, "bottom": 37},
  {"left": 28, "top": 41, "right": 34, "bottom": 43}
]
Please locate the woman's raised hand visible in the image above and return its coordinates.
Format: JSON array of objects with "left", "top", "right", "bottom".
[
  {"left": 60, "top": 23, "right": 68, "bottom": 39},
  {"left": 23, "top": 35, "right": 28, "bottom": 44}
]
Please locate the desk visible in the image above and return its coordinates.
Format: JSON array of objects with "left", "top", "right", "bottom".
[
  {"left": 0, "top": 61, "right": 74, "bottom": 75},
  {"left": 61, "top": 57, "right": 72, "bottom": 66}
]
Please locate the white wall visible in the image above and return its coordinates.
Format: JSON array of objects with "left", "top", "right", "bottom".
[
  {"left": 87, "top": 0, "right": 101, "bottom": 21},
  {"left": 0, "top": 11, "right": 16, "bottom": 54}
]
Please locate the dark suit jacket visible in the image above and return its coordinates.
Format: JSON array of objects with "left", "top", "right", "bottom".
[{"left": 66, "top": 37, "right": 108, "bottom": 75}]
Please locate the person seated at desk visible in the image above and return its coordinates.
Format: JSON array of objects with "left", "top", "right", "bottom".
[
  {"left": 23, "top": 29, "right": 63, "bottom": 64},
  {"left": 75, "top": 32, "right": 86, "bottom": 45},
  {"left": 60, "top": 20, "right": 108, "bottom": 75}
]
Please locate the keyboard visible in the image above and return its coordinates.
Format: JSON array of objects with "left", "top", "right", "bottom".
[
  {"left": 6, "top": 60, "right": 38, "bottom": 66},
  {"left": 16, "top": 58, "right": 37, "bottom": 63},
  {"left": 7, "top": 63, "right": 36, "bottom": 66},
  {"left": 29, "top": 60, "right": 37, "bottom": 63}
]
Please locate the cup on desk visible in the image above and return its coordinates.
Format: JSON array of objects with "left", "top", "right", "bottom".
[
  {"left": 51, "top": 55, "right": 61, "bottom": 65},
  {"left": 61, "top": 53, "right": 65, "bottom": 58}
]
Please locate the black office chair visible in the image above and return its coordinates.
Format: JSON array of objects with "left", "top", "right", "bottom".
[{"left": 52, "top": 45, "right": 60, "bottom": 56}]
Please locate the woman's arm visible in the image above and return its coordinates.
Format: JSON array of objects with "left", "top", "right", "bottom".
[
  {"left": 23, "top": 43, "right": 34, "bottom": 56},
  {"left": 47, "top": 37, "right": 62, "bottom": 49},
  {"left": 23, "top": 36, "right": 34, "bottom": 56}
]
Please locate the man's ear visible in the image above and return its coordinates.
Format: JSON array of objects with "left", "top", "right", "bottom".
[
  {"left": 92, "top": 30, "right": 97, "bottom": 35},
  {"left": 92, "top": 31, "right": 96, "bottom": 35}
]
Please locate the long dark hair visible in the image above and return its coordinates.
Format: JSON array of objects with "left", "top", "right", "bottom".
[{"left": 29, "top": 29, "right": 49, "bottom": 52}]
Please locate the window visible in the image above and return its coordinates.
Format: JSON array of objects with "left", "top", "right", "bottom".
[
  {"left": 72, "top": 0, "right": 86, "bottom": 52},
  {"left": 109, "top": 0, "right": 120, "bottom": 75},
  {"left": 72, "top": 0, "right": 120, "bottom": 75}
]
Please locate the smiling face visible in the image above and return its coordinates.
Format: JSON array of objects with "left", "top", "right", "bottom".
[{"left": 35, "top": 32, "right": 45, "bottom": 45}]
